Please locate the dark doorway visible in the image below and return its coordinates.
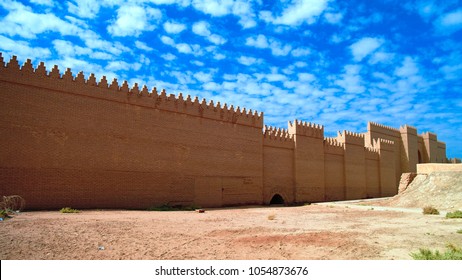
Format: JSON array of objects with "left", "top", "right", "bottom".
[
  {"left": 270, "top": 194, "right": 285, "bottom": 205},
  {"left": 418, "top": 150, "right": 423, "bottom": 163}
]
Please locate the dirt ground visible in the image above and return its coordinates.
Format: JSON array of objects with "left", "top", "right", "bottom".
[{"left": 1, "top": 203, "right": 461, "bottom": 260}]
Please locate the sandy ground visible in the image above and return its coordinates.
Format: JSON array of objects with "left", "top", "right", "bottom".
[{"left": 1, "top": 203, "right": 461, "bottom": 260}]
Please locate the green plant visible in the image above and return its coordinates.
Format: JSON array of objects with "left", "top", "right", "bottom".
[
  {"left": 456, "top": 229, "right": 462, "bottom": 234},
  {"left": 60, "top": 207, "right": 80, "bottom": 213},
  {"left": 0, "top": 209, "right": 11, "bottom": 219},
  {"left": 446, "top": 210, "right": 462, "bottom": 219},
  {"left": 422, "top": 206, "right": 439, "bottom": 215},
  {"left": 147, "top": 204, "right": 198, "bottom": 211},
  {"left": 410, "top": 244, "right": 462, "bottom": 260}
]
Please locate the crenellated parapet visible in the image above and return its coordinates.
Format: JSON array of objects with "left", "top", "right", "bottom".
[
  {"left": 263, "top": 125, "right": 294, "bottom": 149},
  {"left": 364, "top": 146, "right": 379, "bottom": 160},
  {"left": 323, "top": 137, "right": 344, "bottom": 155},
  {"left": 421, "top": 131, "right": 437, "bottom": 141},
  {"left": 368, "top": 121, "right": 401, "bottom": 138},
  {"left": 0, "top": 54, "right": 263, "bottom": 128},
  {"left": 287, "top": 120, "right": 324, "bottom": 139},
  {"left": 372, "top": 138, "right": 395, "bottom": 152},
  {"left": 399, "top": 124, "right": 417, "bottom": 135},
  {"left": 337, "top": 130, "right": 365, "bottom": 146}
]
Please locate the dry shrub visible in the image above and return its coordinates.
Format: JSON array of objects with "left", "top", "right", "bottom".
[
  {"left": 1, "top": 195, "right": 26, "bottom": 212},
  {"left": 267, "top": 214, "right": 276, "bottom": 220},
  {"left": 422, "top": 206, "right": 439, "bottom": 215}
]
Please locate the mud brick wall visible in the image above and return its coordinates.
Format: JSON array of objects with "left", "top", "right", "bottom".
[
  {"left": 0, "top": 56, "right": 263, "bottom": 209},
  {"left": 0, "top": 55, "right": 451, "bottom": 209}
]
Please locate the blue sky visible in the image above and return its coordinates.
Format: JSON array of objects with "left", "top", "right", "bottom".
[{"left": 0, "top": 0, "right": 461, "bottom": 158}]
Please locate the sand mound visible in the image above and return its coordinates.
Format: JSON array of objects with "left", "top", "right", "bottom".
[{"left": 377, "top": 171, "right": 462, "bottom": 211}]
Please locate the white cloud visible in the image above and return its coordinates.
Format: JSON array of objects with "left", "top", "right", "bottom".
[
  {"left": 191, "top": 60, "right": 205, "bottom": 66},
  {"left": 30, "top": 0, "right": 54, "bottom": 6},
  {"left": 170, "top": 70, "right": 195, "bottom": 84},
  {"left": 194, "top": 72, "right": 213, "bottom": 83},
  {"left": 52, "top": 39, "right": 112, "bottom": 60},
  {"left": 262, "top": 0, "right": 330, "bottom": 26},
  {"left": 208, "top": 34, "right": 227, "bottom": 45},
  {"left": 163, "top": 21, "right": 187, "bottom": 34},
  {"left": 394, "top": 57, "right": 419, "bottom": 77},
  {"left": 160, "top": 35, "right": 175, "bottom": 46},
  {"left": 191, "top": 0, "right": 256, "bottom": 29},
  {"left": 0, "top": 2, "right": 82, "bottom": 39},
  {"left": 291, "top": 47, "right": 311, "bottom": 57},
  {"left": 440, "top": 63, "right": 462, "bottom": 80},
  {"left": 369, "top": 51, "right": 394, "bottom": 64},
  {"left": 203, "top": 81, "right": 221, "bottom": 91},
  {"left": 335, "top": 64, "right": 365, "bottom": 93},
  {"left": 68, "top": 0, "right": 100, "bottom": 19},
  {"left": 191, "top": 0, "right": 232, "bottom": 16},
  {"left": 238, "top": 16, "right": 257, "bottom": 29},
  {"left": 246, "top": 34, "right": 269, "bottom": 48},
  {"left": 192, "top": 21, "right": 211, "bottom": 36},
  {"left": 441, "top": 9, "right": 462, "bottom": 26},
  {"left": 435, "top": 9, "right": 462, "bottom": 33},
  {"left": 246, "top": 34, "right": 292, "bottom": 56},
  {"left": 107, "top": 5, "right": 162, "bottom": 37},
  {"left": 150, "top": 0, "right": 190, "bottom": 6},
  {"left": 192, "top": 21, "right": 227, "bottom": 45},
  {"left": 177, "top": 43, "right": 203, "bottom": 55},
  {"left": 294, "top": 61, "right": 308, "bottom": 68},
  {"left": 237, "top": 56, "right": 264, "bottom": 66},
  {"left": 106, "top": 61, "right": 142, "bottom": 72},
  {"left": 265, "top": 73, "right": 287, "bottom": 82},
  {"left": 298, "top": 73, "right": 316, "bottom": 82},
  {"left": 350, "top": 37, "right": 383, "bottom": 61},
  {"left": 159, "top": 35, "right": 204, "bottom": 56},
  {"left": 415, "top": 1, "right": 439, "bottom": 20},
  {"left": 135, "top": 41, "right": 153, "bottom": 52},
  {"left": 324, "top": 12, "right": 343, "bottom": 24},
  {"left": 176, "top": 43, "right": 192, "bottom": 53},
  {"left": 161, "top": 53, "right": 177, "bottom": 61},
  {"left": 79, "top": 30, "right": 130, "bottom": 56},
  {"left": 214, "top": 53, "right": 226, "bottom": 60},
  {"left": 0, "top": 34, "right": 51, "bottom": 61}
]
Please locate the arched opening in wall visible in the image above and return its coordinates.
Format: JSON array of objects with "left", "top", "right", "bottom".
[
  {"left": 270, "top": 194, "right": 285, "bottom": 205},
  {"left": 418, "top": 150, "right": 423, "bottom": 163}
]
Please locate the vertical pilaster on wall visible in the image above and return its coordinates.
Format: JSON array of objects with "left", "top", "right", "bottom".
[
  {"left": 422, "top": 132, "right": 438, "bottom": 163},
  {"left": 375, "top": 139, "right": 397, "bottom": 197},
  {"left": 288, "top": 120, "right": 325, "bottom": 203},
  {"left": 399, "top": 125, "right": 418, "bottom": 172},
  {"left": 437, "top": 142, "right": 447, "bottom": 163},
  {"left": 337, "top": 131, "right": 367, "bottom": 200}
]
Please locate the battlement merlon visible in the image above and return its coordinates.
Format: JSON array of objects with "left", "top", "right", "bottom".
[
  {"left": 323, "top": 137, "right": 345, "bottom": 155},
  {"left": 367, "top": 121, "right": 401, "bottom": 138},
  {"left": 0, "top": 53, "right": 264, "bottom": 129},
  {"left": 336, "top": 130, "right": 365, "bottom": 146},
  {"left": 399, "top": 124, "right": 418, "bottom": 135},
  {"left": 287, "top": 120, "right": 324, "bottom": 139},
  {"left": 373, "top": 138, "right": 395, "bottom": 152},
  {"left": 263, "top": 126, "right": 295, "bottom": 149},
  {"left": 421, "top": 131, "right": 437, "bottom": 141},
  {"left": 365, "top": 146, "right": 380, "bottom": 159},
  {"left": 263, "top": 125, "right": 292, "bottom": 139}
]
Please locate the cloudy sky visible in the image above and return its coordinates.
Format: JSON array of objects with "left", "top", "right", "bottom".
[{"left": 0, "top": 0, "right": 461, "bottom": 158}]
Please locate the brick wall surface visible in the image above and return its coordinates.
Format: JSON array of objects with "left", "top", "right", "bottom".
[{"left": 0, "top": 55, "right": 451, "bottom": 209}]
